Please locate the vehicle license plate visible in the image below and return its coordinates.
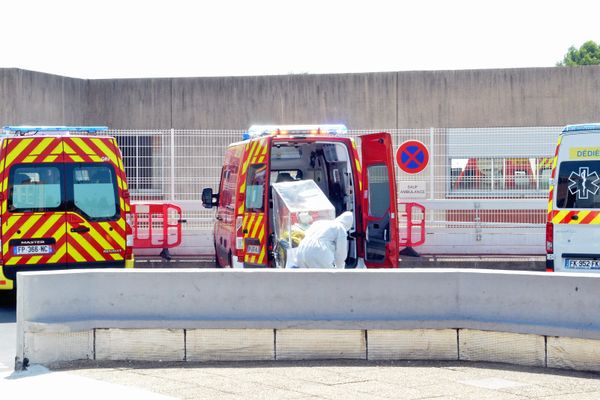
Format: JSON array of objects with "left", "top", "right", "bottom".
[
  {"left": 564, "top": 259, "right": 600, "bottom": 269},
  {"left": 14, "top": 245, "right": 52, "bottom": 255},
  {"left": 247, "top": 245, "right": 261, "bottom": 254}
]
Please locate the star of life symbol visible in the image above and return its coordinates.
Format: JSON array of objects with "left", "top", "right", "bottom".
[{"left": 569, "top": 167, "right": 600, "bottom": 199}]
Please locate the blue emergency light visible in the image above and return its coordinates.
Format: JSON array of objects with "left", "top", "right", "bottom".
[
  {"left": 3, "top": 126, "right": 109, "bottom": 133},
  {"left": 244, "top": 124, "right": 348, "bottom": 140},
  {"left": 562, "top": 123, "right": 600, "bottom": 134}
]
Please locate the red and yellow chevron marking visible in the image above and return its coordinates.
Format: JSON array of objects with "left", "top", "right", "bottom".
[
  {"left": 537, "top": 157, "right": 553, "bottom": 170},
  {"left": 0, "top": 135, "right": 131, "bottom": 268},
  {"left": 66, "top": 218, "right": 125, "bottom": 263},
  {"left": 550, "top": 210, "right": 600, "bottom": 225},
  {"left": 242, "top": 212, "right": 267, "bottom": 265},
  {"left": 4, "top": 137, "right": 65, "bottom": 169},
  {"left": 2, "top": 213, "right": 68, "bottom": 266},
  {"left": 237, "top": 137, "right": 269, "bottom": 215},
  {"left": 351, "top": 139, "right": 363, "bottom": 191}
]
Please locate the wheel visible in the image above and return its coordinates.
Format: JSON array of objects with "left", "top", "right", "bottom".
[{"left": 214, "top": 242, "right": 223, "bottom": 268}]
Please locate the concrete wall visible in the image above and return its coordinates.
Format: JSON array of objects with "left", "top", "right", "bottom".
[
  {"left": 0, "top": 69, "right": 87, "bottom": 126},
  {"left": 2, "top": 66, "right": 600, "bottom": 129},
  {"left": 16, "top": 269, "right": 600, "bottom": 371}
]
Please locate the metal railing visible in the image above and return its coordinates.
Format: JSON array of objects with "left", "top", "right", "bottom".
[{"left": 107, "top": 127, "right": 560, "bottom": 255}]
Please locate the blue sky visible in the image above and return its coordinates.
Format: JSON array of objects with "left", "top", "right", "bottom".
[{"left": 1, "top": 0, "right": 598, "bottom": 78}]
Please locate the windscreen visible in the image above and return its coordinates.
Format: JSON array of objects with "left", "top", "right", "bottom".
[{"left": 556, "top": 160, "right": 600, "bottom": 209}]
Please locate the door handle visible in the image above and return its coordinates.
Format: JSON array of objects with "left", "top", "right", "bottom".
[
  {"left": 216, "top": 216, "right": 223, "bottom": 221},
  {"left": 71, "top": 226, "right": 90, "bottom": 233}
]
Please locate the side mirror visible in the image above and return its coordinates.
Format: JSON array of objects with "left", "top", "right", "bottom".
[{"left": 202, "top": 188, "right": 219, "bottom": 209}]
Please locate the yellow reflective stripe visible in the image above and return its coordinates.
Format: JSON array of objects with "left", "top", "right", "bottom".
[
  {"left": 88, "top": 225, "right": 123, "bottom": 252},
  {"left": 552, "top": 210, "right": 569, "bottom": 224},
  {"left": 26, "top": 255, "right": 43, "bottom": 265},
  {"left": 99, "top": 222, "right": 126, "bottom": 248},
  {"left": 50, "top": 142, "right": 63, "bottom": 154},
  {"left": 30, "top": 138, "right": 55, "bottom": 155},
  {"left": 62, "top": 241, "right": 85, "bottom": 262},
  {"left": 5, "top": 139, "right": 32, "bottom": 167},
  {"left": 63, "top": 142, "right": 76, "bottom": 154},
  {"left": 13, "top": 214, "right": 43, "bottom": 238},
  {"left": 48, "top": 244, "right": 66, "bottom": 263},
  {"left": 250, "top": 215, "right": 263, "bottom": 237},
  {"left": 5, "top": 256, "right": 22, "bottom": 265},
  {"left": 245, "top": 214, "right": 256, "bottom": 234},
  {"left": 90, "top": 138, "right": 118, "bottom": 165},
  {"left": 571, "top": 211, "right": 589, "bottom": 224},
  {"left": 68, "top": 225, "right": 103, "bottom": 261},
  {"left": 29, "top": 214, "right": 62, "bottom": 238},
  {"left": 23, "top": 155, "right": 37, "bottom": 163},
  {"left": 70, "top": 155, "right": 84, "bottom": 162},
  {"left": 43, "top": 155, "right": 58, "bottom": 163},
  {"left": 71, "top": 137, "right": 95, "bottom": 155}
]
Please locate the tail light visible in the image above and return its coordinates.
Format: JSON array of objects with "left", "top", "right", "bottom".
[
  {"left": 125, "top": 213, "right": 134, "bottom": 259},
  {"left": 546, "top": 222, "right": 553, "bottom": 254},
  {"left": 235, "top": 216, "right": 244, "bottom": 257},
  {"left": 546, "top": 222, "right": 554, "bottom": 272}
]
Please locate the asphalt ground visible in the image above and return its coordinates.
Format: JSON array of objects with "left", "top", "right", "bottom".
[{"left": 45, "top": 359, "right": 600, "bottom": 400}]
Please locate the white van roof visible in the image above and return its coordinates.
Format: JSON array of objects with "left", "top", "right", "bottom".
[{"left": 562, "top": 123, "right": 600, "bottom": 134}]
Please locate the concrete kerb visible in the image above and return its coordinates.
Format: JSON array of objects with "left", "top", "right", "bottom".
[{"left": 15, "top": 268, "right": 600, "bottom": 373}]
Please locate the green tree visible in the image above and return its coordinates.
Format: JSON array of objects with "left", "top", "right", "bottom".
[{"left": 557, "top": 40, "right": 600, "bottom": 66}]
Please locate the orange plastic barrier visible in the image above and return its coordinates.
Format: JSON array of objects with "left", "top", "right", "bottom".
[
  {"left": 130, "top": 203, "right": 185, "bottom": 258},
  {"left": 399, "top": 202, "right": 426, "bottom": 247}
]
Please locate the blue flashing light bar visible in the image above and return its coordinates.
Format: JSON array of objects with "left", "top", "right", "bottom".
[
  {"left": 562, "top": 123, "right": 600, "bottom": 134},
  {"left": 3, "top": 126, "right": 109, "bottom": 133},
  {"left": 244, "top": 124, "right": 348, "bottom": 140}
]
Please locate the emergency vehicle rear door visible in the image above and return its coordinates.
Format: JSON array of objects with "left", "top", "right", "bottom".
[
  {"left": 63, "top": 137, "right": 128, "bottom": 266},
  {"left": 2, "top": 137, "right": 69, "bottom": 268},
  {"left": 240, "top": 137, "right": 271, "bottom": 267},
  {"left": 359, "top": 132, "right": 399, "bottom": 268}
]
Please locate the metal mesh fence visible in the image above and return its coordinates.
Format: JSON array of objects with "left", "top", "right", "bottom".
[{"left": 106, "top": 127, "right": 560, "bottom": 255}]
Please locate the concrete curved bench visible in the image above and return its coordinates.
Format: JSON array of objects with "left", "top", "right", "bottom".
[{"left": 16, "top": 269, "right": 600, "bottom": 372}]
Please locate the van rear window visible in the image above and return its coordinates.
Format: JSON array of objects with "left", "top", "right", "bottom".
[
  {"left": 556, "top": 161, "right": 600, "bottom": 209},
  {"left": 71, "top": 164, "right": 119, "bottom": 219},
  {"left": 9, "top": 166, "right": 62, "bottom": 212}
]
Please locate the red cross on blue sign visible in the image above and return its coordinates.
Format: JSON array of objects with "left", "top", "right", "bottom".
[{"left": 396, "top": 140, "right": 429, "bottom": 174}]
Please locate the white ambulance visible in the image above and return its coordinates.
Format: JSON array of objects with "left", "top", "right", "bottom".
[{"left": 547, "top": 123, "right": 600, "bottom": 272}]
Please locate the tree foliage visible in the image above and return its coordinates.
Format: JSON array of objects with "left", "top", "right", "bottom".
[{"left": 558, "top": 40, "right": 600, "bottom": 66}]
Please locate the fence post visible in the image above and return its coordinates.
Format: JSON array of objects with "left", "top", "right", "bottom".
[
  {"left": 429, "top": 127, "right": 435, "bottom": 201},
  {"left": 170, "top": 128, "right": 175, "bottom": 201}
]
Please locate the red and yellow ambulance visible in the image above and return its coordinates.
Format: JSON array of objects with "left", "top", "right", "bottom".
[
  {"left": 202, "top": 124, "right": 399, "bottom": 268},
  {"left": 0, "top": 126, "right": 134, "bottom": 292}
]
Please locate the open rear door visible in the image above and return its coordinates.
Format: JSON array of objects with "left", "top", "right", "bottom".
[{"left": 360, "top": 132, "right": 399, "bottom": 268}]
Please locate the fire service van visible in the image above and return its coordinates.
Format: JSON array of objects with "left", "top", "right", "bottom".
[
  {"left": 0, "top": 126, "right": 134, "bottom": 292},
  {"left": 202, "top": 124, "right": 399, "bottom": 268},
  {"left": 547, "top": 123, "right": 600, "bottom": 272}
]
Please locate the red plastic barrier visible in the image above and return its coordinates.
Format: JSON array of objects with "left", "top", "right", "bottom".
[
  {"left": 130, "top": 202, "right": 184, "bottom": 250},
  {"left": 399, "top": 202, "right": 426, "bottom": 247}
]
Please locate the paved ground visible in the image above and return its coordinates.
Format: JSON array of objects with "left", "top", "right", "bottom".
[{"left": 48, "top": 360, "right": 600, "bottom": 400}]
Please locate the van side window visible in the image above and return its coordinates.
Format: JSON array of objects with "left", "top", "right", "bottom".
[
  {"left": 8, "top": 165, "right": 62, "bottom": 212},
  {"left": 71, "top": 164, "right": 119, "bottom": 219},
  {"left": 246, "top": 164, "right": 266, "bottom": 212},
  {"left": 557, "top": 161, "right": 600, "bottom": 209}
]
